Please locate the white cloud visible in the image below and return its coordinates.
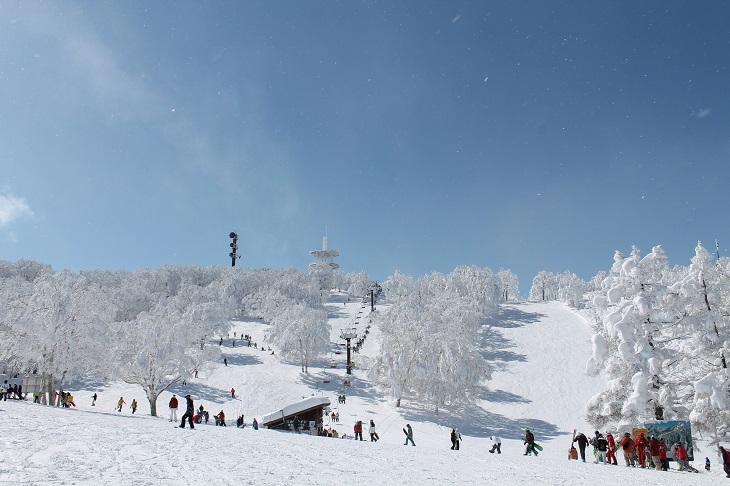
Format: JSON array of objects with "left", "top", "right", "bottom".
[{"left": 0, "top": 194, "right": 33, "bottom": 226}]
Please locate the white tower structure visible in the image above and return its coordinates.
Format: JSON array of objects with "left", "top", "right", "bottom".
[{"left": 309, "top": 234, "right": 339, "bottom": 271}]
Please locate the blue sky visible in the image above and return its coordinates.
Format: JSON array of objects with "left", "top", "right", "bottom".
[{"left": 2, "top": 1, "right": 729, "bottom": 291}]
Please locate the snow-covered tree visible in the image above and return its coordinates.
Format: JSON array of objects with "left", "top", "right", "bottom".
[
  {"left": 110, "top": 267, "right": 228, "bottom": 416},
  {"left": 269, "top": 303, "right": 329, "bottom": 372},
  {"left": 371, "top": 266, "right": 498, "bottom": 410},
  {"left": 585, "top": 243, "right": 730, "bottom": 443},
  {"left": 497, "top": 269, "right": 520, "bottom": 302}
]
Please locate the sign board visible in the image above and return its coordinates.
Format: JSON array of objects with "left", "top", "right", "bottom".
[{"left": 644, "top": 421, "right": 693, "bottom": 461}]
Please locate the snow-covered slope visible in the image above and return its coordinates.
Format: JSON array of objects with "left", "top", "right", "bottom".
[{"left": 0, "top": 296, "right": 724, "bottom": 484}]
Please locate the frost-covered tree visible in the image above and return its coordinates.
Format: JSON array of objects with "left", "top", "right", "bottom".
[
  {"left": 269, "top": 303, "right": 329, "bottom": 372},
  {"left": 585, "top": 246, "right": 674, "bottom": 427},
  {"left": 585, "top": 243, "right": 730, "bottom": 443},
  {"left": 497, "top": 269, "right": 520, "bottom": 302},
  {"left": 371, "top": 266, "right": 498, "bottom": 410},
  {"left": 529, "top": 271, "right": 555, "bottom": 301},
  {"left": 528, "top": 270, "right": 588, "bottom": 307},
  {"left": 110, "top": 267, "right": 228, "bottom": 416},
  {"left": 0, "top": 270, "right": 113, "bottom": 404}
]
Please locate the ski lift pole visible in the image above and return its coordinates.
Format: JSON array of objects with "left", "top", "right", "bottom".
[{"left": 340, "top": 328, "right": 357, "bottom": 375}]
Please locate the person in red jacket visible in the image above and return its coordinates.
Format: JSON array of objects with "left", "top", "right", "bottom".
[
  {"left": 169, "top": 394, "right": 179, "bottom": 422},
  {"left": 606, "top": 432, "right": 618, "bottom": 465},
  {"left": 648, "top": 436, "right": 661, "bottom": 469},
  {"left": 635, "top": 433, "right": 648, "bottom": 468},
  {"left": 354, "top": 420, "right": 363, "bottom": 441},
  {"left": 658, "top": 439, "right": 669, "bottom": 471},
  {"left": 620, "top": 433, "right": 636, "bottom": 467},
  {"left": 674, "top": 442, "right": 689, "bottom": 470}
]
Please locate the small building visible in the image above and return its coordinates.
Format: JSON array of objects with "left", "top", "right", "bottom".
[{"left": 261, "top": 396, "right": 331, "bottom": 431}]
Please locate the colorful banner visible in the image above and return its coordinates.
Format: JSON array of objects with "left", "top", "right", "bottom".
[{"left": 644, "top": 421, "right": 693, "bottom": 461}]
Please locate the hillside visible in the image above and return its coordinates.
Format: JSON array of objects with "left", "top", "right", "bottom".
[{"left": 0, "top": 295, "right": 724, "bottom": 484}]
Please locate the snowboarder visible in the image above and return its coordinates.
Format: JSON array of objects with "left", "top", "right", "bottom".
[
  {"left": 180, "top": 394, "right": 195, "bottom": 429},
  {"left": 403, "top": 424, "right": 415, "bottom": 446},
  {"left": 573, "top": 432, "right": 589, "bottom": 462},
  {"left": 450, "top": 429, "right": 462, "bottom": 450},
  {"left": 369, "top": 419, "right": 379, "bottom": 442},
  {"left": 524, "top": 429, "right": 538, "bottom": 456},
  {"left": 117, "top": 397, "right": 125, "bottom": 412},
  {"left": 489, "top": 436, "right": 502, "bottom": 454},
  {"left": 593, "top": 433, "right": 608, "bottom": 464},
  {"left": 673, "top": 442, "right": 697, "bottom": 472},
  {"left": 91, "top": 393, "right": 97, "bottom": 406},
  {"left": 130, "top": 399, "right": 137, "bottom": 414},
  {"left": 169, "top": 394, "right": 179, "bottom": 422}
]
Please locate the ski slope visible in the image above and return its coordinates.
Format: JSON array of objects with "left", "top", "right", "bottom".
[{"left": 0, "top": 296, "right": 724, "bottom": 484}]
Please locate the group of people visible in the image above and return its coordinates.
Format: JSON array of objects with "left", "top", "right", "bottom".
[
  {"left": 0, "top": 381, "right": 23, "bottom": 400},
  {"left": 352, "top": 419, "right": 380, "bottom": 442},
  {"left": 115, "top": 397, "right": 137, "bottom": 413},
  {"left": 571, "top": 430, "right": 721, "bottom": 474}
]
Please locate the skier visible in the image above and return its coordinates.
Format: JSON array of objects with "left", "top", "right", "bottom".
[
  {"left": 169, "top": 394, "right": 179, "bottom": 422},
  {"left": 216, "top": 410, "right": 226, "bottom": 426},
  {"left": 524, "top": 429, "right": 538, "bottom": 456},
  {"left": 252, "top": 418, "right": 259, "bottom": 430},
  {"left": 180, "top": 394, "right": 195, "bottom": 429},
  {"left": 224, "top": 358, "right": 228, "bottom": 367},
  {"left": 354, "top": 420, "right": 363, "bottom": 441},
  {"left": 131, "top": 399, "right": 137, "bottom": 414},
  {"left": 489, "top": 436, "right": 502, "bottom": 454},
  {"left": 91, "top": 393, "right": 97, "bottom": 406},
  {"left": 293, "top": 416, "right": 300, "bottom": 434},
  {"left": 404, "top": 424, "right": 416, "bottom": 446},
  {"left": 117, "top": 397, "right": 126, "bottom": 412},
  {"left": 573, "top": 432, "right": 589, "bottom": 462},
  {"left": 450, "top": 429, "right": 462, "bottom": 450},
  {"left": 705, "top": 457, "right": 710, "bottom": 472},
  {"left": 369, "top": 419, "right": 379, "bottom": 442},
  {"left": 231, "top": 388, "right": 235, "bottom": 398}
]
